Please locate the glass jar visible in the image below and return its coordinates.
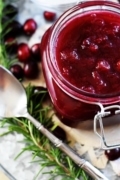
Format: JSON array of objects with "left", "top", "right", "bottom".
[{"left": 41, "top": 0, "right": 120, "bottom": 126}]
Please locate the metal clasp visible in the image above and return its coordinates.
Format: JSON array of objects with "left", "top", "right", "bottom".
[{"left": 94, "top": 105, "right": 120, "bottom": 150}]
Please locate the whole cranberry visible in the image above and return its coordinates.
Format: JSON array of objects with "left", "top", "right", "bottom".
[
  {"left": 3, "top": 4, "right": 18, "bottom": 18},
  {"left": 23, "top": 19, "right": 37, "bottom": 36},
  {"left": 31, "top": 43, "right": 41, "bottom": 61},
  {"left": 5, "top": 37, "right": 18, "bottom": 54},
  {"left": 2, "top": 16, "right": 9, "bottom": 25},
  {"left": 23, "top": 62, "right": 39, "bottom": 79},
  {"left": 10, "top": 64, "right": 24, "bottom": 80},
  {"left": 17, "top": 43, "right": 31, "bottom": 62},
  {"left": 105, "top": 148, "right": 120, "bottom": 161},
  {"left": 33, "top": 86, "right": 50, "bottom": 101},
  {"left": 52, "top": 126, "right": 66, "bottom": 141},
  {"left": 43, "top": 11, "right": 56, "bottom": 22},
  {"left": 5, "top": 20, "right": 22, "bottom": 38}
]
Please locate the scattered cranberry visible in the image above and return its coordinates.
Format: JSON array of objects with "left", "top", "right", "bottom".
[
  {"left": 33, "top": 86, "right": 50, "bottom": 101},
  {"left": 5, "top": 37, "right": 18, "bottom": 54},
  {"left": 17, "top": 43, "right": 31, "bottom": 62},
  {"left": 10, "top": 64, "right": 24, "bottom": 80},
  {"left": 31, "top": 43, "right": 41, "bottom": 61},
  {"left": 33, "top": 86, "right": 47, "bottom": 94},
  {"left": 23, "top": 61, "right": 39, "bottom": 79},
  {"left": 3, "top": 4, "right": 18, "bottom": 18},
  {"left": 23, "top": 19, "right": 37, "bottom": 36},
  {"left": 2, "top": 16, "right": 9, "bottom": 25},
  {"left": 52, "top": 126, "right": 66, "bottom": 141},
  {"left": 5, "top": 20, "right": 22, "bottom": 38},
  {"left": 105, "top": 148, "right": 120, "bottom": 161},
  {"left": 43, "top": 11, "right": 56, "bottom": 22}
]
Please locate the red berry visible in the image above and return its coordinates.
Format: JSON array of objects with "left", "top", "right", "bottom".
[
  {"left": 43, "top": 11, "right": 56, "bottom": 22},
  {"left": 5, "top": 37, "right": 18, "bottom": 54},
  {"left": 31, "top": 43, "right": 41, "bottom": 61},
  {"left": 33, "top": 86, "right": 47, "bottom": 94},
  {"left": 23, "top": 19, "right": 37, "bottom": 36},
  {"left": 10, "top": 64, "right": 24, "bottom": 80},
  {"left": 5, "top": 20, "right": 22, "bottom": 38},
  {"left": 105, "top": 148, "right": 120, "bottom": 161},
  {"left": 33, "top": 86, "right": 50, "bottom": 101},
  {"left": 52, "top": 126, "right": 66, "bottom": 141},
  {"left": 2, "top": 16, "right": 9, "bottom": 25},
  {"left": 23, "top": 62, "right": 39, "bottom": 79},
  {"left": 3, "top": 4, "right": 18, "bottom": 18},
  {"left": 17, "top": 43, "right": 31, "bottom": 62}
]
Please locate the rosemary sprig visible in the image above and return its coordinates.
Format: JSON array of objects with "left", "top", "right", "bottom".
[
  {"left": 0, "top": 0, "right": 17, "bottom": 68},
  {"left": 0, "top": 86, "right": 91, "bottom": 180},
  {"left": 0, "top": 1, "right": 91, "bottom": 179}
]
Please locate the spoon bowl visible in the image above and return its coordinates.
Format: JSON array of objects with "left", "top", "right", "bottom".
[
  {"left": 0, "top": 65, "right": 108, "bottom": 180},
  {"left": 0, "top": 66, "right": 27, "bottom": 118}
]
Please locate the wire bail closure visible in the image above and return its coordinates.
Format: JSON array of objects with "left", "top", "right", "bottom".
[{"left": 94, "top": 104, "right": 120, "bottom": 150}]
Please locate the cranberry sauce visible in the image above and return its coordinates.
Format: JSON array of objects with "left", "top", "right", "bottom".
[
  {"left": 41, "top": 1, "right": 120, "bottom": 125},
  {"left": 56, "top": 11, "right": 120, "bottom": 96}
]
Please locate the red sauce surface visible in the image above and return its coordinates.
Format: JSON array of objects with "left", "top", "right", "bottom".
[{"left": 56, "top": 11, "right": 120, "bottom": 95}]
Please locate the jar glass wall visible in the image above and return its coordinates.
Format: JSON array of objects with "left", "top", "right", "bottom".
[{"left": 41, "top": 1, "right": 120, "bottom": 126}]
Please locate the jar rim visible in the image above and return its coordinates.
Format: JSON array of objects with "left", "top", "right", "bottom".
[{"left": 47, "top": 0, "right": 120, "bottom": 103}]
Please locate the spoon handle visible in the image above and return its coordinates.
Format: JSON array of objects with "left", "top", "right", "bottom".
[{"left": 25, "top": 113, "right": 108, "bottom": 180}]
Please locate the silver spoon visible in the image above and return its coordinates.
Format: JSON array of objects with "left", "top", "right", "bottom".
[{"left": 0, "top": 65, "right": 108, "bottom": 180}]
